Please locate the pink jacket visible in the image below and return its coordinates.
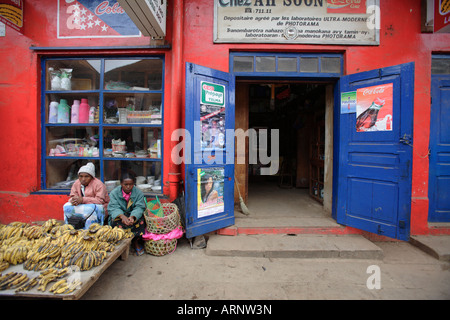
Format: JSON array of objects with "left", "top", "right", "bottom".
[{"left": 70, "top": 178, "right": 110, "bottom": 212}]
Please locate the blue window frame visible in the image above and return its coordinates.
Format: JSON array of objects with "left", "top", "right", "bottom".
[{"left": 41, "top": 56, "right": 164, "bottom": 195}]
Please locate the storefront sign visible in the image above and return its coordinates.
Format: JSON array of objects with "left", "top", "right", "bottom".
[
  {"left": 434, "top": 0, "right": 450, "bottom": 33},
  {"left": 214, "top": 0, "right": 380, "bottom": 45},
  {"left": 355, "top": 83, "right": 393, "bottom": 132},
  {"left": 58, "top": 0, "right": 141, "bottom": 39},
  {"left": 0, "top": 0, "right": 24, "bottom": 34}
]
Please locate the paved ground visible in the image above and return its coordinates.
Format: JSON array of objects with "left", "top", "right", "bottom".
[{"left": 81, "top": 235, "right": 450, "bottom": 300}]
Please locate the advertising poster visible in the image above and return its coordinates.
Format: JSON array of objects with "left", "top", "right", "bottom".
[
  {"left": 0, "top": 0, "right": 23, "bottom": 33},
  {"left": 200, "top": 82, "right": 226, "bottom": 150},
  {"left": 341, "top": 91, "right": 357, "bottom": 114},
  {"left": 197, "top": 168, "right": 225, "bottom": 218},
  {"left": 434, "top": 0, "right": 450, "bottom": 33},
  {"left": 356, "top": 83, "right": 393, "bottom": 132},
  {"left": 58, "top": 0, "right": 141, "bottom": 39}
]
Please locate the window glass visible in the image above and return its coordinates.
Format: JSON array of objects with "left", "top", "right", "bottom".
[{"left": 42, "top": 57, "right": 164, "bottom": 194}]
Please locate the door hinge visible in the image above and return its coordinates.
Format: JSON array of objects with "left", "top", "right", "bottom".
[{"left": 399, "top": 133, "right": 412, "bottom": 146}]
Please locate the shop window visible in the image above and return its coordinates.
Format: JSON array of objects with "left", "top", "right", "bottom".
[
  {"left": 256, "top": 56, "right": 276, "bottom": 72},
  {"left": 432, "top": 57, "right": 450, "bottom": 75},
  {"left": 233, "top": 56, "right": 254, "bottom": 72},
  {"left": 320, "top": 57, "right": 341, "bottom": 74},
  {"left": 300, "top": 57, "right": 319, "bottom": 73},
  {"left": 42, "top": 57, "right": 164, "bottom": 194},
  {"left": 231, "top": 53, "right": 342, "bottom": 76},
  {"left": 278, "top": 57, "right": 298, "bottom": 72}
]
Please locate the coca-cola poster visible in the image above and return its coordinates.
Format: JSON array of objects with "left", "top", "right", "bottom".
[
  {"left": 57, "top": 0, "right": 141, "bottom": 39},
  {"left": 356, "top": 83, "right": 393, "bottom": 132}
]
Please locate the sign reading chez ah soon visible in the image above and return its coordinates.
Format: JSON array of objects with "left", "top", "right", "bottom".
[{"left": 214, "top": 0, "right": 380, "bottom": 45}]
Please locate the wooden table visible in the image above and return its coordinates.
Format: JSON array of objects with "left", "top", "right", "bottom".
[{"left": 0, "top": 238, "right": 131, "bottom": 300}]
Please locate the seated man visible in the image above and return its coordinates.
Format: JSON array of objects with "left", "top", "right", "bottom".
[{"left": 63, "top": 162, "right": 110, "bottom": 229}]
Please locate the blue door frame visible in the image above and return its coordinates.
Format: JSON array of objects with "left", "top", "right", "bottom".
[{"left": 184, "top": 54, "right": 414, "bottom": 240}]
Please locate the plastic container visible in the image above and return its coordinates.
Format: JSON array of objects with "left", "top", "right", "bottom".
[
  {"left": 71, "top": 100, "right": 80, "bottom": 123},
  {"left": 57, "top": 99, "right": 70, "bottom": 123},
  {"left": 48, "top": 101, "right": 58, "bottom": 123},
  {"left": 78, "top": 98, "right": 90, "bottom": 123}
]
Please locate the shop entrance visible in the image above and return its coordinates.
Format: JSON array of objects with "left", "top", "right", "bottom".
[{"left": 234, "top": 81, "right": 335, "bottom": 224}]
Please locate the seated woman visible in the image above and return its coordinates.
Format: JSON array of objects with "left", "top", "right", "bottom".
[
  {"left": 108, "top": 172, "right": 146, "bottom": 256},
  {"left": 63, "top": 162, "right": 110, "bottom": 229}
]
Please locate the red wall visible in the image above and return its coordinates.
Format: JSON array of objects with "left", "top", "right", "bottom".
[
  {"left": 0, "top": 0, "right": 174, "bottom": 223},
  {"left": 0, "top": 0, "right": 449, "bottom": 235}
]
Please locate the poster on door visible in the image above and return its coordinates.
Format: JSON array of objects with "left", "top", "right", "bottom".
[
  {"left": 200, "top": 81, "right": 226, "bottom": 151},
  {"left": 197, "top": 168, "right": 225, "bottom": 218},
  {"left": 356, "top": 83, "right": 393, "bottom": 132}
]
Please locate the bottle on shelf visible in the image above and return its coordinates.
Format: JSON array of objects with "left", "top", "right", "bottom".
[
  {"left": 48, "top": 101, "right": 58, "bottom": 123},
  {"left": 79, "top": 98, "right": 90, "bottom": 123},
  {"left": 57, "top": 99, "right": 70, "bottom": 123},
  {"left": 71, "top": 100, "right": 80, "bottom": 123}
]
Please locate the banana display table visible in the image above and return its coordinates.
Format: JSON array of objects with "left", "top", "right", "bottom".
[{"left": 0, "top": 237, "right": 131, "bottom": 300}]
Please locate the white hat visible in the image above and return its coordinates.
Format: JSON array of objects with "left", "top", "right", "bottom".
[{"left": 78, "top": 162, "right": 95, "bottom": 177}]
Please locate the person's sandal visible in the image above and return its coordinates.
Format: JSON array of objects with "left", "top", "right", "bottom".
[{"left": 135, "top": 246, "right": 145, "bottom": 256}]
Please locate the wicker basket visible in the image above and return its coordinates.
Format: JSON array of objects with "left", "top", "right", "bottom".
[
  {"left": 144, "top": 238, "right": 178, "bottom": 256},
  {"left": 144, "top": 202, "right": 180, "bottom": 234}
]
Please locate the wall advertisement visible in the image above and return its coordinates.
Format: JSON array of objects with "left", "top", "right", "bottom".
[{"left": 214, "top": 0, "right": 380, "bottom": 45}]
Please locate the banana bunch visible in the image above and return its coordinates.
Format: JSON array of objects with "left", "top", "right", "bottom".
[
  {"left": 0, "top": 225, "right": 24, "bottom": 241},
  {"left": 23, "top": 242, "right": 62, "bottom": 271},
  {"left": 37, "top": 267, "right": 68, "bottom": 292},
  {"left": 41, "top": 219, "right": 59, "bottom": 233},
  {"left": 0, "top": 249, "right": 9, "bottom": 272},
  {"left": 49, "top": 279, "right": 82, "bottom": 294},
  {"left": 0, "top": 261, "right": 8, "bottom": 272},
  {"left": 3, "top": 245, "right": 28, "bottom": 265},
  {"left": 96, "top": 241, "right": 115, "bottom": 252},
  {"left": 95, "top": 225, "right": 127, "bottom": 243},
  {"left": 77, "top": 235, "right": 99, "bottom": 251},
  {"left": 49, "top": 223, "right": 73, "bottom": 237},
  {"left": 23, "top": 225, "right": 45, "bottom": 240},
  {"left": 69, "top": 250, "right": 107, "bottom": 271},
  {"left": 0, "top": 272, "right": 30, "bottom": 291}
]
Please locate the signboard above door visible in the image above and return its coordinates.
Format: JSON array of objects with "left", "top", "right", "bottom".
[{"left": 214, "top": 0, "right": 380, "bottom": 45}]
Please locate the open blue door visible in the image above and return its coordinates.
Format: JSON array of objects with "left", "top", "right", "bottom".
[
  {"left": 337, "top": 62, "right": 414, "bottom": 240},
  {"left": 184, "top": 63, "right": 235, "bottom": 238},
  {"left": 428, "top": 75, "right": 450, "bottom": 222}
]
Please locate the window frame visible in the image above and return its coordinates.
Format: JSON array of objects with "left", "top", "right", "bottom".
[{"left": 40, "top": 55, "right": 165, "bottom": 195}]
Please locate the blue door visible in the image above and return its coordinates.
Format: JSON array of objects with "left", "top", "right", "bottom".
[
  {"left": 428, "top": 75, "right": 450, "bottom": 222},
  {"left": 336, "top": 62, "right": 414, "bottom": 240},
  {"left": 184, "top": 63, "right": 235, "bottom": 238}
]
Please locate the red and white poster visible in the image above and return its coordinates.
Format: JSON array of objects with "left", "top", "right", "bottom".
[
  {"left": 326, "top": 0, "right": 367, "bottom": 14},
  {"left": 0, "top": 0, "right": 23, "bottom": 33},
  {"left": 356, "top": 83, "right": 393, "bottom": 132},
  {"left": 434, "top": 0, "right": 450, "bottom": 33},
  {"left": 58, "top": 0, "right": 141, "bottom": 39}
]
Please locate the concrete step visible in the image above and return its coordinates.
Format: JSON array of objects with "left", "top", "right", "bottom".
[
  {"left": 409, "top": 235, "right": 450, "bottom": 261},
  {"left": 206, "top": 234, "right": 384, "bottom": 260}
]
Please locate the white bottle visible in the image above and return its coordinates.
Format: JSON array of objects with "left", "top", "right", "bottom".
[
  {"left": 89, "top": 106, "right": 96, "bottom": 123},
  {"left": 48, "top": 101, "right": 59, "bottom": 123}
]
